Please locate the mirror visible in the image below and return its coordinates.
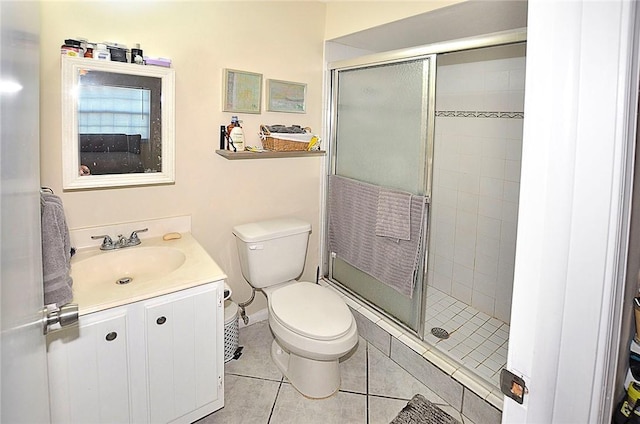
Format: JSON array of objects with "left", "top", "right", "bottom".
[{"left": 62, "top": 57, "right": 175, "bottom": 190}]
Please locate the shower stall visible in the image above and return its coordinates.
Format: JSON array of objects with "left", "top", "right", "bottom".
[{"left": 325, "top": 33, "right": 526, "bottom": 390}]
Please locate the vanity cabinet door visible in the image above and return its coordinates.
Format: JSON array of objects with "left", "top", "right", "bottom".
[
  {"left": 144, "top": 283, "right": 222, "bottom": 424},
  {"left": 47, "top": 309, "right": 130, "bottom": 424}
]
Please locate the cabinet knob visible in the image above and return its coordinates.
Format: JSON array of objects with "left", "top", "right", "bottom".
[
  {"left": 156, "top": 316, "right": 167, "bottom": 325},
  {"left": 105, "top": 332, "right": 117, "bottom": 341}
]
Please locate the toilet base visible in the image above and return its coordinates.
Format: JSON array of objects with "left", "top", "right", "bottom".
[{"left": 270, "top": 339, "right": 340, "bottom": 399}]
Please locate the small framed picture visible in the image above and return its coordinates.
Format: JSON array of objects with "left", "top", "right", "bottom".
[
  {"left": 266, "top": 79, "right": 306, "bottom": 113},
  {"left": 223, "top": 69, "right": 262, "bottom": 114}
]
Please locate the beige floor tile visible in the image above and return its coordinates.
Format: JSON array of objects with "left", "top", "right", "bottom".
[
  {"left": 214, "top": 316, "right": 498, "bottom": 424},
  {"left": 435, "top": 403, "right": 465, "bottom": 423},
  {"left": 196, "top": 374, "right": 280, "bottom": 424},
  {"left": 270, "top": 383, "right": 366, "bottom": 424},
  {"left": 368, "top": 344, "right": 447, "bottom": 405},
  {"left": 368, "top": 396, "right": 408, "bottom": 424},
  {"left": 339, "top": 336, "right": 367, "bottom": 394},
  {"left": 224, "top": 320, "right": 283, "bottom": 381}
]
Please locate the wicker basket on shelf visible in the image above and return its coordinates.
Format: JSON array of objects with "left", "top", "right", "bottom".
[{"left": 259, "top": 124, "right": 313, "bottom": 151}]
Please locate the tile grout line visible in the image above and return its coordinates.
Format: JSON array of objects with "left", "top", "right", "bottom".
[
  {"left": 365, "top": 341, "right": 370, "bottom": 424},
  {"left": 226, "top": 372, "right": 283, "bottom": 383},
  {"left": 368, "top": 393, "right": 422, "bottom": 403},
  {"left": 460, "top": 387, "right": 466, "bottom": 423},
  {"left": 266, "top": 377, "right": 284, "bottom": 424}
]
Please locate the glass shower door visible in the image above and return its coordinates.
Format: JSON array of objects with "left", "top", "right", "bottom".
[{"left": 328, "top": 56, "right": 435, "bottom": 332}]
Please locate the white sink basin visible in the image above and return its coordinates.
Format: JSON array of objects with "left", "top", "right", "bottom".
[
  {"left": 69, "top": 233, "right": 227, "bottom": 316},
  {"left": 71, "top": 246, "right": 186, "bottom": 287}
]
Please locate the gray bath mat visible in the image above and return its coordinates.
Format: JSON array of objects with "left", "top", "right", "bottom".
[{"left": 390, "top": 394, "right": 461, "bottom": 424}]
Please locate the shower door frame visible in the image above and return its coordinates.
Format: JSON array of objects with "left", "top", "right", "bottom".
[
  {"left": 326, "top": 55, "right": 436, "bottom": 336},
  {"left": 322, "top": 29, "right": 528, "bottom": 339}
]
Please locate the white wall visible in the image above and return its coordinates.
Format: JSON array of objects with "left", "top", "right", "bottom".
[
  {"left": 324, "top": 1, "right": 464, "bottom": 40},
  {"left": 39, "top": 1, "right": 455, "bottom": 319},
  {"left": 10, "top": 0, "right": 521, "bottom": 418},
  {"left": 429, "top": 45, "right": 526, "bottom": 322},
  {"left": 39, "top": 1, "right": 327, "bottom": 316}
]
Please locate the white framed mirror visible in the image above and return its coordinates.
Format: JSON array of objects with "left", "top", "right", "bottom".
[{"left": 61, "top": 57, "right": 175, "bottom": 190}]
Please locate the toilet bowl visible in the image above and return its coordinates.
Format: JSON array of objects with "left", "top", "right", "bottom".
[
  {"left": 233, "top": 218, "right": 358, "bottom": 399},
  {"left": 266, "top": 281, "right": 358, "bottom": 398}
]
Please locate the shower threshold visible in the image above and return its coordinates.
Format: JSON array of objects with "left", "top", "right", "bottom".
[{"left": 319, "top": 279, "right": 506, "bottom": 411}]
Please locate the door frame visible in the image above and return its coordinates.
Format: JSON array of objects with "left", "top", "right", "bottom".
[{"left": 503, "top": 1, "right": 640, "bottom": 422}]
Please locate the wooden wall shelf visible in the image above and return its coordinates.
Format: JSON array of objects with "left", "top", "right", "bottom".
[{"left": 215, "top": 150, "right": 326, "bottom": 160}]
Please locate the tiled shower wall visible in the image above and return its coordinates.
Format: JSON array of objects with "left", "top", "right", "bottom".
[{"left": 428, "top": 46, "right": 526, "bottom": 323}]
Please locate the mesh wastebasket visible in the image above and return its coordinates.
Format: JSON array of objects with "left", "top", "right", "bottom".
[{"left": 224, "top": 300, "right": 239, "bottom": 363}]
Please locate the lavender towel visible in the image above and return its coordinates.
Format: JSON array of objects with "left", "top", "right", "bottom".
[
  {"left": 328, "top": 175, "right": 428, "bottom": 298},
  {"left": 41, "top": 192, "right": 73, "bottom": 306},
  {"left": 376, "top": 189, "right": 412, "bottom": 241}
]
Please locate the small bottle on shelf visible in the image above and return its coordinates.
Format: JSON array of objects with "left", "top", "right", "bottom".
[
  {"left": 84, "top": 43, "right": 94, "bottom": 58},
  {"left": 220, "top": 125, "right": 227, "bottom": 150},
  {"left": 131, "top": 43, "right": 144, "bottom": 65},
  {"left": 227, "top": 116, "right": 245, "bottom": 152},
  {"left": 93, "top": 43, "right": 110, "bottom": 60},
  {"left": 61, "top": 39, "right": 82, "bottom": 57}
]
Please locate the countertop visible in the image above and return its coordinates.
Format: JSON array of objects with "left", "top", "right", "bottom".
[{"left": 70, "top": 233, "right": 227, "bottom": 316}]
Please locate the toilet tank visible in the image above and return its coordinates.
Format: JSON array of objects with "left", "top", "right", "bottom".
[{"left": 232, "top": 218, "right": 311, "bottom": 289}]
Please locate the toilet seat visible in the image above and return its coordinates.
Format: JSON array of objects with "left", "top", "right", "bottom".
[{"left": 269, "top": 282, "right": 353, "bottom": 341}]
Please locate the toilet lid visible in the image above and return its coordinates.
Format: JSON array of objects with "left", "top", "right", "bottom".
[{"left": 270, "top": 282, "right": 353, "bottom": 341}]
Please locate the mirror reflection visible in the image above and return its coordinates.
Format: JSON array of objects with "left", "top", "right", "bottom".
[
  {"left": 62, "top": 57, "right": 175, "bottom": 190},
  {"left": 77, "top": 70, "right": 162, "bottom": 176}
]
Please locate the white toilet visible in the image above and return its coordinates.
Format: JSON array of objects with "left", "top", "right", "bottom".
[{"left": 233, "top": 218, "right": 358, "bottom": 399}]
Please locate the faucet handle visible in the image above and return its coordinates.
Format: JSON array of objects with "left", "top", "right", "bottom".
[
  {"left": 91, "top": 235, "right": 114, "bottom": 250},
  {"left": 128, "top": 228, "right": 148, "bottom": 246}
]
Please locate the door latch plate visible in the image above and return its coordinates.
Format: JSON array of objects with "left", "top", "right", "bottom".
[{"left": 500, "top": 369, "right": 527, "bottom": 404}]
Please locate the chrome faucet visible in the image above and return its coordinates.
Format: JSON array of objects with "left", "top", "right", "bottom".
[
  {"left": 91, "top": 228, "right": 148, "bottom": 250},
  {"left": 90, "top": 234, "right": 114, "bottom": 250},
  {"left": 116, "top": 234, "right": 128, "bottom": 248}
]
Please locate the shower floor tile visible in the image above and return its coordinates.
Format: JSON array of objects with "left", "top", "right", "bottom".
[{"left": 424, "top": 286, "right": 509, "bottom": 388}]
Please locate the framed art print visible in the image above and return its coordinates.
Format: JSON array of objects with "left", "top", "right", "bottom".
[
  {"left": 223, "top": 69, "right": 262, "bottom": 114},
  {"left": 266, "top": 79, "right": 306, "bottom": 113}
]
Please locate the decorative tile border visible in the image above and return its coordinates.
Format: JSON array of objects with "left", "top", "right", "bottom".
[{"left": 435, "top": 110, "right": 524, "bottom": 119}]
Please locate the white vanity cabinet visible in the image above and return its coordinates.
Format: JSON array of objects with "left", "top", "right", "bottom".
[
  {"left": 46, "top": 281, "right": 225, "bottom": 424},
  {"left": 47, "top": 309, "right": 131, "bottom": 423},
  {"left": 145, "top": 285, "right": 221, "bottom": 423}
]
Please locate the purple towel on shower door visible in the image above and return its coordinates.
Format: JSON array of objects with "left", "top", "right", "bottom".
[
  {"left": 376, "top": 189, "right": 412, "bottom": 241},
  {"left": 328, "top": 175, "right": 428, "bottom": 298}
]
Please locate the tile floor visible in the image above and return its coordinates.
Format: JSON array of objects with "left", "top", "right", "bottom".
[
  {"left": 197, "top": 321, "right": 478, "bottom": 424},
  {"left": 424, "top": 286, "right": 509, "bottom": 389}
]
